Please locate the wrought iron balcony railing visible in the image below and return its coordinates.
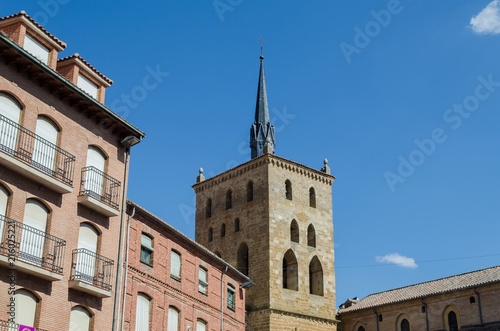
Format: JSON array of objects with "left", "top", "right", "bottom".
[
  {"left": 70, "top": 248, "right": 114, "bottom": 291},
  {"left": 0, "top": 215, "right": 66, "bottom": 274},
  {"left": 0, "top": 114, "right": 76, "bottom": 186},
  {"left": 79, "top": 166, "right": 121, "bottom": 209},
  {"left": 0, "top": 320, "right": 47, "bottom": 331}
]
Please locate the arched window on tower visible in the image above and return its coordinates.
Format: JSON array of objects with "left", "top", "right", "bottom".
[
  {"left": 226, "top": 190, "right": 232, "bottom": 210},
  {"left": 247, "top": 181, "right": 253, "bottom": 202},
  {"left": 237, "top": 243, "right": 249, "bottom": 276},
  {"left": 309, "top": 256, "right": 323, "bottom": 296},
  {"left": 307, "top": 224, "right": 316, "bottom": 247},
  {"left": 221, "top": 223, "right": 226, "bottom": 238},
  {"left": 285, "top": 180, "right": 292, "bottom": 200},
  {"left": 357, "top": 327, "right": 365, "bottom": 331},
  {"left": 208, "top": 227, "right": 213, "bottom": 242},
  {"left": 309, "top": 187, "right": 316, "bottom": 208},
  {"left": 206, "top": 199, "right": 212, "bottom": 218},
  {"left": 234, "top": 218, "right": 240, "bottom": 232},
  {"left": 282, "top": 249, "right": 298, "bottom": 291},
  {"left": 290, "top": 220, "right": 299, "bottom": 243}
]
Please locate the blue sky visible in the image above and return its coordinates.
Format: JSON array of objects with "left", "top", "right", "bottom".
[{"left": 5, "top": 0, "right": 500, "bottom": 306}]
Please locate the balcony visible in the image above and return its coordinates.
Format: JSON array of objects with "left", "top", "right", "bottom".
[
  {"left": 0, "top": 215, "right": 66, "bottom": 281},
  {"left": 0, "top": 115, "right": 75, "bottom": 193},
  {"left": 0, "top": 320, "right": 47, "bottom": 331},
  {"left": 69, "top": 248, "right": 114, "bottom": 298},
  {"left": 77, "top": 166, "right": 121, "bottom": 217}
]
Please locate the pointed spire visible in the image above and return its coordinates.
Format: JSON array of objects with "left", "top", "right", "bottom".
[{"left": 250, "top": 51, "right": 275, "bottom": 159}]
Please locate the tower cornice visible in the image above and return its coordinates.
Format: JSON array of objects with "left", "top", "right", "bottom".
[{"left": 192, "top": 154, "right": 335, "bottom": 193}]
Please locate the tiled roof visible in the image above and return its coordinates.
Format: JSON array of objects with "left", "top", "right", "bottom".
[
  {"left": 58, "top": 53, "right": 113, "bottom": 85},
  {"left": 340, "top": 265, "right": 500, "bottom": 314},
  {"left": 0, "top": 11, "right": 66, "bottom": 48}
]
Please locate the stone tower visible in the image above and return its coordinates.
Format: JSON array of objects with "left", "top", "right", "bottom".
[{"left": 193, "top": 56, "right": 337, "bottom": 331}]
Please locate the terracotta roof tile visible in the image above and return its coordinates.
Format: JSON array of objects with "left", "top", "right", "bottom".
[
  {"left": 0, "top": 11, "right": 66, "bottom": 48},
  {"left": 340, "top": 265, "right": 500, "bottom": 314},
  {"left": 58, "top": 53, "right": 113, "bottom": 85}
]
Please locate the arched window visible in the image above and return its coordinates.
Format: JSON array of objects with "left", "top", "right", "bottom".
[
  {"left": 234, "top": 218, "right": 240, "bottom": 232},
  {"left": 290, "top": 219, "right": 299, "bottom": 243},
  {"left": 135, "top": 293, "right": 151, "bottom": 331},
  {"left": 76, "top": 223, "right": 100, "bottom": 283},
  {"left": 20, "top": 199, "right": 49, "bottom": 265},
  {"left": 84, "top": 146, "right": 107, "bottom": 198},
  {"left": 167, "top": 306, "right": 179, "bottom": 331},
  {"left": 221, "top": 223, "right": 226, "bottom": 238},
  {"left": 171, "top": 250, "right": 182, "bottom": 279},
  {"left": 237, "top": 243, "right": 249, "bottom": 276},
  {"left": 206, "top": 199, "right": 212, "bottom": 218},
  {"left": 197, "top": 319, "right": 207, "bottom": 331},
  {"left": 307, "top": 224, "right": 316, "bottom": 247},
  {"left": 69, "top": 305, "right": 92, "bottom": 331},
  {"left": 14, "top": 289, "right": 39, "bottom": 327},
  {"left": 0, "top": 92, "right": 22, "bottom": 152},
  {"left": 448, "top": 311, "right": 459, "bottom": 331},
  {"left": 358, "top": 327, "right": 366, "bottom": 331},
  {"left": 285, "top": 180, "right": 292, "bottom": 200},
  {"left": 208, "top": 227, "right": 213, "bottom": 242},
  {"left": 309, "top": 187, "right": 316, "bottom": 208},
  {"left": 309, "top": 256, "right": 323, "bottom": 296},
  {"left": 0, "top": 183, "right": 11, "bottom": 240},
  {"left": 282, "top": 249, "right": 298, "bottom": 291},
  {"left": 401, "top": 318, "right": 410, "bottom": 331},
  {"left": 247, "top": 181, "right": 253, "bottom": 202},
  {"left": 33, "top": 116, "right": 60, "bottom": 171},
  {"left": 226, "top": 190, "right": 232, "bottom": 210}
]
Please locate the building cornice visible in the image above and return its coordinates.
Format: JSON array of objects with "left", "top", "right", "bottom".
[{"left": 192, "top": 154, "right": 335, "bottom": 193}]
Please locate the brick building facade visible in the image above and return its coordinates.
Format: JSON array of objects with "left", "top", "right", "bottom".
[
  {"left": 120, "top": 201, "right": 252, "bottom": 331},
  {"left": 0, "top": 11, "right": 145, "bottom": 331}
]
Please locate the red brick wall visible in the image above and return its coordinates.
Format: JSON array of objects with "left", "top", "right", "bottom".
[
  {"left": 0, "top": 51, "right": 128, "bottom": 330},
  {"left": 121, "top": 208, "right": 247, "bottom": 331}
]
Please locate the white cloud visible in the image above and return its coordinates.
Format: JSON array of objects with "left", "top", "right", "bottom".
[
  {"left": 376, "top": 253, "right": 418, "bottom": 269},
  {"left": 470, "top": 0, "right": 500, "bottom": 35}
]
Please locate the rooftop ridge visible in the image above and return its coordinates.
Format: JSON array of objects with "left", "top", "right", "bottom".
[
  {"left": 0, "top": 11, "right": 66, "bottom": 48},
  {"left": 58, "top": 53, "right": 113, "bottom": 85}
]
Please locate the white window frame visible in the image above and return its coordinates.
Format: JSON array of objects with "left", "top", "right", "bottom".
[
  {"left": 198, "top": 267, "right": 208, "bottom": 294},
  {"left": 23, "top": 34, "right": 50, "bottom": 65}
]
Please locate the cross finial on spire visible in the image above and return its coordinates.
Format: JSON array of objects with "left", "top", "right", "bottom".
[{"left": 258, "top": 37, "right": 265, "bottom": 58}]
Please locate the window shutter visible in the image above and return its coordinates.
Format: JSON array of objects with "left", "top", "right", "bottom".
[
  {"left": 167, "top": 307, "right": 179, "bottom": 331},
  {"left": 171, "top": 251, "right": 181, "bottom": 278},
  {"left": 77, "top": 74, "right": 99, "bottom": 99},
  {"left": 0, "top": 93, "right": 22, "bottom": 152},
  {"left": 69, "top": 306, "right": 91, "bottom": 331},
  {"left": 33, "top": 117, "right": 59, "bottom": 170},
  {"left": 78, "top": 223, "right": 99, "bottom": 253},
  {"left": 23, "top": 34, "right": 50, "bottom": 64},
  {"left": 19, "top": 200, "right": 48, "bottom": 264},
  {"left": 0, "top": 92, "right": 21, "bottom": 123},
  {"left": 135, "top": 294, "right": 150, "bottom": 331},
  {"left": 14, "top": 290, "right": 37, "bottom": 327},
  {"left": 199, "top": 268, "right": 207, "bottom": 283},
  {"left": 141, "top": 234, "right": 154, "bottom": 251},
  {"left": 196, "top": 320, "right": 206, "bottom": 331}
]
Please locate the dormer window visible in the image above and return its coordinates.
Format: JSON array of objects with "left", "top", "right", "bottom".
[
  {"left": 23, "top": 34, "right": 49, "bottom": 65},
  {"left": 77, "top": 74, "right": 99, "bottom": 99}
]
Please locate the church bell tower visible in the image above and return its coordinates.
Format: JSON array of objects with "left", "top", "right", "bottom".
[{"left": 193, "top": 54, "right": 338, "bottom": 331}]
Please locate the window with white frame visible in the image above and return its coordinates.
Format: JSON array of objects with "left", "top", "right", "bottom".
[
  {"left": 167, "top": 306, "right": 179, "bottom": 331},
  {"left": 227, "top": 284, "right": 235, "bottom": 309},
  {"left": 198, "top": 267, "right": 208, "bottom": 294},
  {"left": 196, "top": 319, "right": 207, "bottom": 331},
  {"left": 140, "top": 233, "right": 153, "bottom": 265},
  {"left": 77, "top": 73, "right": 99, "bottom": 99},
  {"left": 23, "top": 34, "right": 49, "bottom": 64},
  {"left": 170, "top": 250, "right": 181, "bottom": 279},
  {"left": 135, "top": 293, "right": 151, "bottom": 331}
]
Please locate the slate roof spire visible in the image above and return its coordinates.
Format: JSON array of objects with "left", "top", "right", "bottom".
[{"left": 250, "top": 54, "right": 275, "bottom": 159}]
